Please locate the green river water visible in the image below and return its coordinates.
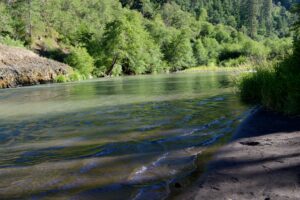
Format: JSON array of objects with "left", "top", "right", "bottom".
[{"left": 0, "top": 72, "right": 248, "bottom": 200}]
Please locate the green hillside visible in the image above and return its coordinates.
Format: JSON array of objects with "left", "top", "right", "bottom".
[{"left": 0, "top": 0, "right": 297, "bottom": 77}]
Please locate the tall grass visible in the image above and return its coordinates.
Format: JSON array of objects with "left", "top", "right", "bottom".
[
  {"left": 0, "top": 36, "right": 25, "bottom": 48},
  {"left": 238, "top": 57, "right": 300, "bottom": 115}
]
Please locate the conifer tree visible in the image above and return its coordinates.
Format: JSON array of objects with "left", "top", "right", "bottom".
[
  {"left": 247, "top": 0, "right": 259, "bottom": 38},
  {"left": 264, "top": 0, "right": 273, "bottom": 36}
]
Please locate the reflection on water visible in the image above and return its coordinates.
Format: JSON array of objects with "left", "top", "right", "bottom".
[{"left": 0, "top": 72, "right": 248, "bottom": 199}]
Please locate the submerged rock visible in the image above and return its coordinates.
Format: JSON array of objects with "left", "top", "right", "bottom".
[{"left": 0, "top": 44, "right": 71, "bottom": 88}]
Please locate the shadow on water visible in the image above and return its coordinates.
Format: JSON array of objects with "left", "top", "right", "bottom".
[
  {"left": 232, "top": 108, "right": 300, "bottom": 140},
  {"left": 0, "top": 72, "right": 249, "bottom": 199},
  {"left": 0, "top": 95, "right": 244, "bottom": 166}
]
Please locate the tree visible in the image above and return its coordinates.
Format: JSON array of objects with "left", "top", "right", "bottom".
[
  {"left": 0, "top": 2, "right": 13, "bottom": 36},
  {"left": 292, "top": 3, "right": 300, "bottom": 61},
  {"left": 263, "top": 0, "right": 273, "bottom": 36},
  {"left": 163, "top": 30, "right": 195, "bottom": 71},
  {"left": 95, "top": 10, "right": 162, "bottom": 75},
  {"left": 247, "top": 0, "right": 259, "bottom": 38}
]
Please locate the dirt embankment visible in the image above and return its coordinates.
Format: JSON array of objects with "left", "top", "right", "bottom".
[
  {"left": 0, "top": 44, "right": 71, "bottom": 88},
  {"left": 174, "top": 109, "right": 300, "bottom": 200}
]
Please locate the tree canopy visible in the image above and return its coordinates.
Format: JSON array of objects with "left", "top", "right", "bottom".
[{"left": 0, "top": 0, "right": 297, "bottom": 77}]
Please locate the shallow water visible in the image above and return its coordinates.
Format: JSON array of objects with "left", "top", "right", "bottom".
[{"left": 0, "top": 72, "right": 248, "bottom": 199}]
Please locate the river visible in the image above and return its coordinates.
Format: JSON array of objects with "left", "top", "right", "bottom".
[{"left": 0, "top": 72, "right": 248, "bottom": 199}]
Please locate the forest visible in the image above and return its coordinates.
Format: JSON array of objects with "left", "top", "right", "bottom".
[{"left": 0, "top": 0, "right": 298, "bottom": 79}]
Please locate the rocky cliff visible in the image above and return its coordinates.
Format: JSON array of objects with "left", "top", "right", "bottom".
[{"left": 0, "top": 44, "right": 71, "bottom": 88}]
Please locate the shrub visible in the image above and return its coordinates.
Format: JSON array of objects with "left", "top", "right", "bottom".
[
  {"left": 264, "top": 37, "right": 293, "bottom": 59},
  {"left": 202, "top": 37, "right": 221, "bottom": 61},
  {"left": 220, "top": 56, "right": 248, "bottom": 67},
  {"left": 242, "top": 40, "right": 270, "bottom": 60},
  {"left": 54, "top": 75, "right": 68, "bottom": 83},
  {"left": 69, "top": 70, "right": 84, "bottom": 81},
  {"left": 238, "top": 58, "right": 300, "bottom": 115},
  {"left": 111, "top": 64, "right": 122, "bottom": 77},
  {"left": 219, "top": 43, "right": 243, "bottom": 61},
  {"left": 65, "top": 46, "right": 95, "bottom": 77},
  {"left": 193, "top": 39, "right": 208, "bottom": 65},
  {"left": 0, "top": 35, "right": 24, "bottom": 47},
  {"left": 215, "top": 25, "right": 231, "bottom": 43},
  {"left": 92, "top": 66, "right": 107, "bottom": 77}
]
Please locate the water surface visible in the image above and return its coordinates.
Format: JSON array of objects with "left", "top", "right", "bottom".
[{"left": 0, "top": 72, "right": 248, "bottom": 199}]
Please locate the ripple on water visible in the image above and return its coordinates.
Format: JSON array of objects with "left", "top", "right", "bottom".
[{"left": 0, "top": 73, "right": 250, "bottom": 199}]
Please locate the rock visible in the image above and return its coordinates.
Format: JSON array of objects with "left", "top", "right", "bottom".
[{"left": 0, "top": 44, "right": 72, "bottom": 88}]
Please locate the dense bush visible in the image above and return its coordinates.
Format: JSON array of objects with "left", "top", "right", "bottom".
[
  {"left": 54, "top": 75, "right": 68, "bottom": 83},
  {"left": 193, "top": 39, "right": 209, "bottom": 65},
  {"left": 238, "top": 59, "right": 300, "bottom": 115},
  {"left": 68, "top": 71, "right": 84, "bottom": 82},
  {"left": 0, "top": 36, "right": 24, "bottom": 48},
  {"left": 65, "top": 47, "right": 95, "bottom": 77},
  {"left": 220, "top": 56, "right": 248, "bottom": 67},
  {"left": 264, "top": 37, "right": 293, "bottom": 59}
]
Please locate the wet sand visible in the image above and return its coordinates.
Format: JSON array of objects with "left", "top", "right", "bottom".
[{"left": 174, "top": 108, "right": 300, "bottom": 200}]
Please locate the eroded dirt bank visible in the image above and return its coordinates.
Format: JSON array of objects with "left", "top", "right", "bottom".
[
  {"left": 174, "top": 109, "right": 300, "bottom": 200},
  {"left": 0, "top": 44, "right": 71, "bottom": 88}
]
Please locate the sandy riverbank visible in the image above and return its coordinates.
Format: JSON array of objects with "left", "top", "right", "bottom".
[{"left": 173, "top": 108, "right": 300, "bottom": 200}]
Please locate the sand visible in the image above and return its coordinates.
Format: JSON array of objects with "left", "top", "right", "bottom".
[{"left": 174, "top": 108, "right": 300, "bottom": 200}]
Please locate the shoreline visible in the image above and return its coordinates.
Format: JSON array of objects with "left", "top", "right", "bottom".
[
  {"left": 0, "top": 49, "right": 251, "bottom": 90},
  {"left": 172, "top": 108, "right": 300, "bottom": 200}
]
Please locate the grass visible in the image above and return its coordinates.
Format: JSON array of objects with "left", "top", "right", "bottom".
[
  {"left": 54, "top": 70, "right": 87, "bottom": 83},
  {"left": 238, "top": 57, "right": 300, "bottom": 115},
  {"left": 183, "top": 65, "right": 252, "bottom": 73},
  {"left": 54, "top": 74, "right": 68, "bottom": 83},
  {"left": 0, "top": 36, "right": 25, "bottom": 48}
]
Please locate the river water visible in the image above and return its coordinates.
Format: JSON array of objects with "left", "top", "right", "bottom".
[{"left": 0, "top": 72, "right": 248, "bottom": 199}]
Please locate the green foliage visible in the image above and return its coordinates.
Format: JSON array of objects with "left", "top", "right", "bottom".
[
  {"left": 0, "top": 0, "right": 296, "bottom": 77},
  {"left": 238, "top": 2, "right": 300, "bottom": 115},
  {"left": 215, "top": 25, "right": 231, "bottom": 43},
  {"left": 94, "top": 10, "right": 162, "bottom": 75},
  {"left": 65, "top": 46, "right": 95, "bottom": 77},
  {"left": 220, "top": 56, "right": 248, "bottom": 67},
  {"left": 238, "top": 59, "right": 300, "bottom": 115},
  {"left": 0, "top": 36, "right": 25, "bottom": 47},
  {"left": 161, "top": 2, "right": 194, "bottom": 29},
  {"left": 193, "top": 39, "right": 208, "bottom": 65},
  {"left": 54, "top": 75, "right": 68, "bottom": 83},
  {"left": 163, "top": 30, "right": 195, "bottom": 71},
  {"left": 292, "top": 3, "right": 300, "bottom": 62},
  {"left": 0, "top": 2, "right": 13, "bottom": 36},
  {"left": 202, "top": 37, "right": 221, "bottom": 64},
  {"left": 69, "top": 70, "right": 84, "bottom": 82},
  {"left": 242, "top": 40, "right": 270, "bottom": 59},
  {"left": 264, "top": 37, "right": 293, "bottom": 59}
]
